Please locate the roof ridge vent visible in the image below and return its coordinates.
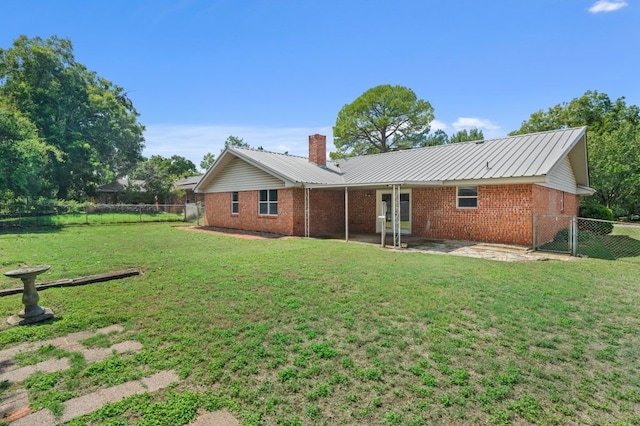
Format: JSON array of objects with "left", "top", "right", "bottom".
[{"left": 475, "top": 140, "right": 485, "bottom": 145}]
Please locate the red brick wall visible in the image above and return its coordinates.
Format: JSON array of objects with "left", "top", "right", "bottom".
[
  {"left": 204, "top": 184, "right": 579, "bottom": 246},
  {"left": 307, "top": 189, "right": 345, "bottom": 236},
  {"left": 413, "top": 185, "right": 536, "bottom": 245},
  {"left": 204, "top": 188, "right": 345, "bottom": 236},
  {"left": 531, "top": 185, "right": 579, "bottom": 246},
  {"left": 347, "top": 189, "right": 377, "bottom": 233},
  {"left": 204, "top": 190, "right": 296, "bottom": 235},
  {"left": 532, "top": 185, "right": 579, "bottom": 216}
]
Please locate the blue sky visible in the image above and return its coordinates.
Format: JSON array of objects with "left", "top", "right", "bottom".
[{"left": 2, "top": 0, "right": 638, "bottom": 170}]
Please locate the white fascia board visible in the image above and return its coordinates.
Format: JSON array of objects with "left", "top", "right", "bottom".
[{"left": 576, "top": 185, "right": 596, "bottom": 195}]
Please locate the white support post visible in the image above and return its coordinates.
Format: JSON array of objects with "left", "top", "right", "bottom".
[{"left": 392, "top": 185, "right": 401, "bottom": 248}]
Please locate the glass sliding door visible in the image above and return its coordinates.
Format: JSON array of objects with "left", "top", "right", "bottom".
[{"left": 376, "top": 190, "right": 411, "bottom": 234}]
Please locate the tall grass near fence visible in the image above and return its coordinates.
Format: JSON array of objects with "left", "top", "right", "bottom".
[{"left": 0, "top": 202, "right": 203, "bottom": 229}]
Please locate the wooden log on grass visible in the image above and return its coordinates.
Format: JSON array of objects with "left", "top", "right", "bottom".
[{"left": 0, "top": 269, "right": 141, "bottom": 297}]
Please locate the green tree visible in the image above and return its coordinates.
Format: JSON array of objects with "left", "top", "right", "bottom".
[
  {"left": 200, "top": 152, "right": 216, "bottom": 171},
  {"left": 512, "top": 90, "right": 640, "bottom": 215},
  {"left": 0, "top": 35, "right": 145, "bottom": 200},
  {"left": 129, "top": 155, "right": 198, "bottom": 203},
  {"left": 586, "top": 124, "right": 640, "bottom": 214},
  {"left": 449, "top": 128, "right": 484, "bottom": 143},
  {"left": 332, "top": 84, "right": 435, "bottom": 158},
  {"left": 0, "top": 99, "right": 58, "bottom": 200},
  {"left": 511, "top": 90, "right": 640, "bottom": 135},
  {"left": 224, "top": 135, "right": 251, "bottom": 149},
  {"left": 420, "top": 129, "right": 449, "bottom": 147}
]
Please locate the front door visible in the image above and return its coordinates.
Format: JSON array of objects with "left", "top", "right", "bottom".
[{"left": 376, "top": 190, "right": 411, "bottom": 234}]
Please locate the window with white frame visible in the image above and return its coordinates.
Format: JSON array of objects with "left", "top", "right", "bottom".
[
  {"left": 231, "top": 192, "right": 239, "bottom": 214},
  {"left": 259, "top": 189, "right": 278, "bottom": 215},
  {"left": 457, "top": 186, "right": 478, "bottom": 208}
]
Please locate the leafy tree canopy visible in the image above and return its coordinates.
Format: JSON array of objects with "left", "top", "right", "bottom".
[
  {"left": 449, "top": 128, "right": 484, "bottom": 143},
  {"left": 0, "top": 99, "right": 59, "bottom": 200},
  {"left": 200, "top": 152, "right": 215, "bottom": 171},
  {"left": 332, "top": 85, "right": 434, "bottom": 158},
  {"left": 511, "top": 90, "right": 640, "bottom": 136},
  {"left": 224, "top": 135, "right": 251, "bottom": 149},
  {"left": 419, "top": 128, "right": 484, "bottom": 147},
  {"left": 0, "top": 35, "right": 145, "bottom": 200},
  {"left": 512, "top": 90, "right": 640, "bottom": 215},
  {"left": 129, "top": 155, "right": 198, "bottom": 203}
]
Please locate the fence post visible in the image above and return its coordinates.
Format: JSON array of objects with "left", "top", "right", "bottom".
[
  {"left": 571, "top": 216, "right": 578, "bottom": 257},
  {"left": 85, "top": 204, "right": 89, "bottom": 224},
  {"left": 139, "top": 206, "right": 142, "bottom": 223}
]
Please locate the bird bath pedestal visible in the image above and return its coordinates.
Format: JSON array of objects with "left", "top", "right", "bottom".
[{"left": 4, "top": 265, "right": 54, "bottom": 325}]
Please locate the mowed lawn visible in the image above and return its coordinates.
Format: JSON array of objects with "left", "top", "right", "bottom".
[{"left": 1, "top": 224, "right": 639, "bottom": 425}]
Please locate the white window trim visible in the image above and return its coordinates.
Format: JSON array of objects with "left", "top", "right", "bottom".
[
  {"left": 457, "top": 186, "right": 478, "bottom": 209},
  {"left": 258, "top": 189, "right": 278, "bottom": 216},
  {"left": 231, "top": 192, "right": 239, "bottom": 215}
]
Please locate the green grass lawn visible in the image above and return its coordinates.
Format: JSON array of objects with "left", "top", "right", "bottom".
[{"left": 1, "top": 224, "right": 639, "bottom": 425}]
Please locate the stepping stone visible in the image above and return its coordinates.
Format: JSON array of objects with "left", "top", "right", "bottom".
[
  {"left": 141, "top": 370, "right": 180, "bottom": 392},
  {"left": 0, "top": 388, "right": 28, "bottom": 419},
  {"left": 57, "top": 369, "right": 179, "bottom": 423},
  {"left": 0, "top": 324, "right": 125, "bottom": 362},
  {"left": 190, "top": 410, "right": 239, "bottom": 426},
  {"left": 10, "top": 408, "right": 56, "bottom": 426},
  {"left": 0, "top": 358, "right": 70, "bottom": 383}
]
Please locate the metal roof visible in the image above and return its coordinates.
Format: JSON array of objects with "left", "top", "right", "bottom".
[
  {"left": 337, "top": 127, "right": 587, "bottom": 185},
  {"left": 225, "top": 148, "right": 345, "bottom": 185},
  {"left": 195, "top": 127, "right": 588, "bottom": 191}
]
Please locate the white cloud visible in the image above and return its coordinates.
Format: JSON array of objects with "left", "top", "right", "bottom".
[
  {"left": 451, "top": 117, "right": 502, "bottom": 139},
  {"left": 452, "top": 117, "right": 500, "bottom": 131},
  {"left": 143, "top": 124, "right": 334, "bottom": 171},
  {"left": 588, "top": 0, "right": 628, "bottom": 13},
  {"left": 429, "top": 119, "right": 448, "bottom": 131}
]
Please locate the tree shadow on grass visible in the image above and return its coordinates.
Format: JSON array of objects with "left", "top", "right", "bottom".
[
  {"left": 577, "top": 235, "right": 640, "bottom": 260},
  {"left": 0, "top": 225, "right": 63, "bottom": 236}
]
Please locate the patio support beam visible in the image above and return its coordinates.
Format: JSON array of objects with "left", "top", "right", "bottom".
[
  {"left": 392, "top": 184, "right": 401, "bottom": 248},
  {"left": 345, "top": 187, "right": 349, "bottom": 242}
]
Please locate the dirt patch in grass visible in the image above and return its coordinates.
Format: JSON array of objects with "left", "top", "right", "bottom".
[{"left": 180, "top": 226, "right": 294, "bottom": 240}]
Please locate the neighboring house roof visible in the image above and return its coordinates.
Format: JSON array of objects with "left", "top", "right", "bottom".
[
  {"left": 195, "top": 127, "right": 592, "bottom": 195},
  {"left": 174, "top": 175, "right": 203, "bottom": 191},
  {"left": 96, "top": 178, "right": 146, "bottom": 193}
]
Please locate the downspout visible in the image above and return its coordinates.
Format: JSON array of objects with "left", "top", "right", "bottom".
[
  {"left": 304, "top": 187, "right": 310, "bottom": 238},
  {"left": 345, "top": 187, "right": 349, "bottom": 242}
]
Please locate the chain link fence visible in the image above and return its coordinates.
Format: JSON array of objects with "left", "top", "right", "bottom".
[
  {"left": 0, "top": 202, "right": 204, "bottom": 230},
  {"left": 534, "top": 215, "right": 640, "bottom": 261}
]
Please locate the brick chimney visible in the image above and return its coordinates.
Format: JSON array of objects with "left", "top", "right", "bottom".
[{"left": 309, "top": 134, "right": 326, "bottom": 166}]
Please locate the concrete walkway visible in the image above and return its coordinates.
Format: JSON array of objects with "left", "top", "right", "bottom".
[{"left": 0, "top": 325, "right": 238, "bottom": 425}]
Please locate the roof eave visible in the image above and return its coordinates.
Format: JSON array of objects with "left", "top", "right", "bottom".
[{"left": 576, "top": 185, "right": 596, "bottom": 196}]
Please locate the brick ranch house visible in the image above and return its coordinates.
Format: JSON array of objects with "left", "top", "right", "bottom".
[{"left": 194, "top": 127, "right": 593, "bottom": 247}]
